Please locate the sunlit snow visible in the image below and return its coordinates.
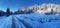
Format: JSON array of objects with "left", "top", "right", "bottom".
[{"left": 0, "top": 13, "right": 60, "bottom": 28}]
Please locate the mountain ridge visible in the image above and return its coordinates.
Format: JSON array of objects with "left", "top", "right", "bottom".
[{"left": 17, "top": 3, "right": 60, "bottom": 15}]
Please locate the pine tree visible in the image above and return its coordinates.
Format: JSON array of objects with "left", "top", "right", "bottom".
[{"left": 6, "top": 8, "right": 10, "bottom": 17}]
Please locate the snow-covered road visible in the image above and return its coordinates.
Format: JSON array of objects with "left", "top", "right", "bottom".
[
  {"left": 0, "top": 15, "right": 34, "bottom": 28},
  {"left": 11, "top": 16, "right": 33, "bottom": 28}
]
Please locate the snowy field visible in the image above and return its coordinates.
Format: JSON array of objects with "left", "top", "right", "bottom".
[{"left": 0, "top": 13, "right": 60, "bottom": 28}]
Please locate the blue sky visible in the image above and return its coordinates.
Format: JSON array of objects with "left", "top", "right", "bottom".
[{"left": 0, "top": 0, "right": 60, "bottom": 11}]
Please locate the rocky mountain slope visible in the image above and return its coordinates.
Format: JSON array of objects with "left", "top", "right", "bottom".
[
  {"left": 17, "top": 3, "right": 60, "bottom": 15},
  {"left": 37, "top": 3, "right": 60, "bottom": 15}
]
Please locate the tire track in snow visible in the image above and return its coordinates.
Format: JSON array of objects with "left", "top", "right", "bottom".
[
  {"left": 0, "top": 17, "right": 10, "bottom": 28},
  {"left": 15, "top": 16, "right": 33, "bottom": 28},
  {"left": 0, "top": 17, "right": 11, "bottom": 28},
  {"left": 11, "top": 16, "right": 25, "bottom": 28},
  {"left": 11, "top": 16, "right": 16, "bottom": 28},
  {"left": 0, "top": 20, "right": 7, "bottom": 28}
]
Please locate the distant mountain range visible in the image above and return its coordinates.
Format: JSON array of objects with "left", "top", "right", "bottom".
[
  {"left": 14, "top": 4, "right": 39, "bottom": 14},
  {"left": 17, "top": 3, "right": 60, "bottom": 15}
]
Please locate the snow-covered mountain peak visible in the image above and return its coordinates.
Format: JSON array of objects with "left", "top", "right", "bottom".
[{"left": 37, "top": 3, "right": 60, "bottom": 15}]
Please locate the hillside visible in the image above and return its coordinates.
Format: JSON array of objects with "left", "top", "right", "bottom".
[{"left": 0, "top": 13, "right": 60, "bottom": 28}]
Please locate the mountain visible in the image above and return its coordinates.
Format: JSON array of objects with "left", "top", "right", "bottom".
[
  {"left": 15, "top": 3, "right": 60, "bottom": 15},
  {"left": 36, "top": 3, "right": 60, "bottom": 15},
  {"left": 15, "top": 4, "right": 39, "bottom": 14}
]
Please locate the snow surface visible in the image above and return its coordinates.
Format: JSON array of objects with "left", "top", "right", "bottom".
[{"left": 0, "top": 13, "right": 60, "bottom": 28}]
